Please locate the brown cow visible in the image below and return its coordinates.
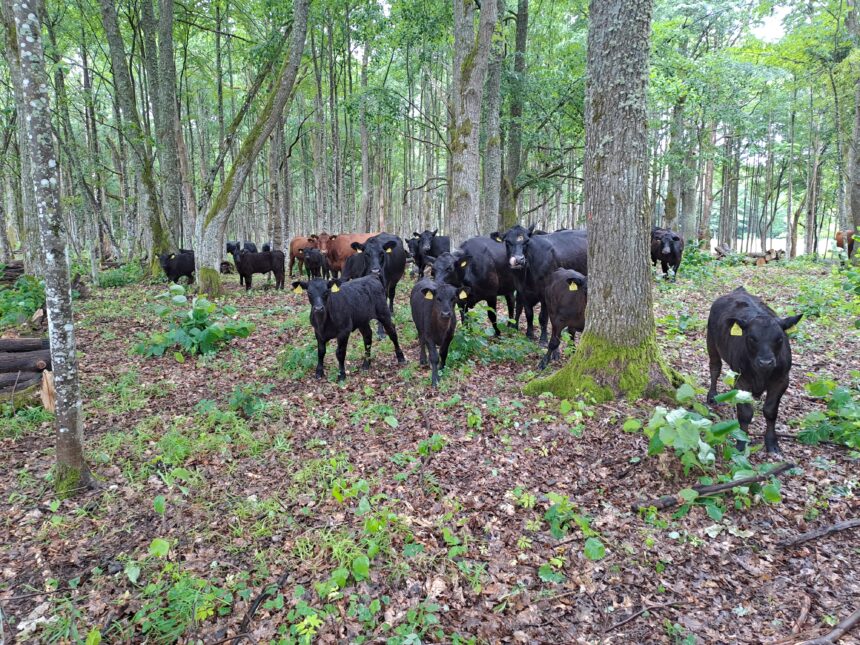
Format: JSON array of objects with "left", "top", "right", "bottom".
[
  {"left": 326, "top": 233, "right": 377, "bottom": 277},
  {"left": 315, "top": 232, "right": 333, "bottom": 255},
  {"left": 289, "top": 235, "right": 318, "bottom": 276},
  {"left": 836, "top": 230, "right": 856, "bottom": 259}
]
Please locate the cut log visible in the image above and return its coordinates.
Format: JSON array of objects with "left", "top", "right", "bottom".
[
  {"left": 631, "top": 462, "right": 795, "bottom": 513},
  {"left": 0, "top": 377, "right": 42, "bottom": 398},
  {"left": 779, "top": 518, "right": 860, "bottom": 548},
  {"left": 41, "top": 370, "right": 55, "bottom": 413},
  {"left": 0, "top": 349, "right": 51, "bottom": 372},
  {"left": 714, "top": 243, "right": 733, "bottom": 259},
  {"left": 0, "top": 338, "right": 49, "bottom": 352},
  {"left": 0, "top": 371, "right": 41, "bottom": 388}
]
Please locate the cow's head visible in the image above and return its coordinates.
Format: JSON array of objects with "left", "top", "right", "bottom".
[
  {"left": 728, "top": 313, "right": 802, "bottom": 372},
  {"left": 158, "top": 252, "right": 175, "bottom": 271},
  {"left": 430, "top": 252, "right": 466, "bottom": 286},
  {"left": 421, "top": 282, "right": 469, "bottom": 321},
  {"left": 490, "top": 224, "right": 536, "bottom": 269},
  {"left": 315, "top": 233, "right": 331, "bottom": 254},
  {"left": 293, "top": 278, "right": 341, "bottom": 314},
  {"left": 417, "top": 229, "right": 438, "bottom": 256},
  {"left": 352, "top": 238, "right": 399, "bottom": 278},
  {"left": 654, "top": 229, "right": 682, "bottom": 256}
]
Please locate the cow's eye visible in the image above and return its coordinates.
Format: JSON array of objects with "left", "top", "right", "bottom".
[{"left": 747, "top": 335, "right": 757, "bottom": 344}]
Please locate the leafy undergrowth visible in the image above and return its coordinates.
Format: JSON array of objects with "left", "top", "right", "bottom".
[{"left": 1, "top": 261, "right": 859, "bottom": 643}]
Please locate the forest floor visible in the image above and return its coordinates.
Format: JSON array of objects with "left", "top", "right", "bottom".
[{"left": 1, "top": 257, "right": 859, "bottom": 644}]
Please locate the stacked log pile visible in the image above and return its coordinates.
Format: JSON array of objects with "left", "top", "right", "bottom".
[
  {"left": 0, "top": 338, "right": 51, "bottom": 398},
  {"left": 0, "top": 261, "right": 25, "bottom": 286},
  {"left": 713, "top": 245, "right": 785, "bottom": 266}
]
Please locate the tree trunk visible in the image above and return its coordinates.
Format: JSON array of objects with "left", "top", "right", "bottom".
[
  {"left": 158, "top": 0, "right": 183, "bottom": 244},
  {"left": 8, "top": 0, "right": 91, "bottom": 496},
  {"left": 499, "top": 0, "right": 528, "bottom": 230},
  {"left": 850, "top": 71, "right": 860, "bottom": 233},
  {"left": 526, "top": 0, "right": 670, "bottom": 401},
  {"left": 698, "top": 123, "right": 716, "bottom": 245},
  {"left": 448, "top": 0, "right": 499, "bottom": 242},
  {"left": 480, "top": 0, "right": 504, "bottom": 235},
  {"left": 99, "top": 0, "right": 172, "bottom": 266},
  {"left": 358, "top": 44, "right": 372, "bottom": 231},
  {"left": 196, "top": 0, "right": 308, "bottom": 295},
  {"left": 828, "top": 67, "right": 849, "bottom": 231},
  {"left": 664, "top": 97, "right": 685, "bottom": 230}
]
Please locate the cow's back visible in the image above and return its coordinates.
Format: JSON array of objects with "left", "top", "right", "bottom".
[{"left": 327, "top": 233, "right": 378, "bottom": 273}]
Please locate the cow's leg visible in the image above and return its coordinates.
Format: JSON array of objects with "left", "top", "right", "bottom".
[
  {"left": 427, "top": 339, "right": 441, "bottom": 387},
  {"left": 661, "top": 260, "right": 669, "bottom": 279},
  {"left": 439, "top": 332, "right": 452, "bottom": 371},
  {"left": 486, "top": 297, "right": 502, "bottom": 336},
  {"left": 539, "top": 318, "right": 562, "bottom": 370},
  {"left": 288, "top": 256, "right": 294, "bottom": 276},
  {"left": 515, "top": 293, "right": 527, "bottom": 337},
  {"left": 538, "top": 301, "right": 549, "bottom": 347},
  {"left": 379, "top": 313, "right": 406, "bottom": 364},
  {"left": 335, "top": 333, "right": 350, "bottom": 382},
  {"left": 762, "top": 380, "right": 788, "bottom": 454},
  {"left": 504, "top": 293, "right": 516, "bottom": 329},
  {"left": 418, "top": 331, "right": 428, "bottom": 366},
  {"left": 245, "top": 274, "right": 252, "bottom": 291},
  {"left": 706, "top": 334, "right": 722, "bottom": 404},
  {"left": 734, "top": 375, "right": 754, "bottom": 452},
  {"left": 359, "top": 324, "right": 373, "bottom": 371},
  {"left": 315, "top": 336, "right": 327, "bottom": 379}
]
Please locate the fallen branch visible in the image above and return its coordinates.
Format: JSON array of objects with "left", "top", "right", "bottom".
[
  {"left": 231, "top": 568, "right": 291, "bottom": 644},
  {"left": 603, "top": 601, "right": 687, "bottom": 634},
  {"left": 796, "top": 608, "right": 860, "bottom": 645},
  {"left": 793, "top": 594, "right": 812, "bottom": 634},
  {"left": 779, "top": 519, "right": 860, "bottom": 548},
  {"left": 631, "top": 463, "right": 795, "bottom": 513}
]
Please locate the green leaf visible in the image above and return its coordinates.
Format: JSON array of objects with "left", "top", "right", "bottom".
[
  {"left": 351, "top": 555, "right": 370, "bottom": 581},
  {"left": 675, "top": 383, "right": 696, "bottom": 403},
  {"left": 383, "top": 415, "right": 399, "bottom": 428},
  {"left": 85, "top": 629, "right": 102, "bottom": 645},
  {"left": 125, "top": 563, "right": 141, "bottom": 584},
  {"left": 704, "top": 501, "right": 723, "bottom": 522},
  {"left": 559, "top": 399, "right": 573, "bottom": 415},
  {"left": 678, "top": 488, "right": 699, "bottom": 503},
  {"left": 174, "top": 351, "right": 185, "bottom": 363},
  {"left": 149, "top": 538, "right": 170, "bottom": 558},
  {"left": 538, "top": 563, "right": 565, "bottom": 583},
  {"left": 171, "top": 294, "right": 188, "bottom": 305},
  {"left": 761, "top": 483, "right": 782, "bottom": 504},
  {"left": 153, "top": 495, "right": 166, "bottom": 515},
  {"left": 714, "top": 390, "right": 739, "bottom": 403},
  {"left": 331, "top": 567, "right": 349, "bottom": 588},
  {"left": 622, "top": 418, "right": 642, "bottom": 432},
  {"left": 403, "top": 543, "right": 424, "bottom": 558},
  {"left": 583, "top": 537, "right": 606, "bottom": 561}
]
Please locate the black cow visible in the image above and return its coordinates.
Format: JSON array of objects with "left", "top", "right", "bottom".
[
  {"left": 651, "top": 227, "right": 684, "bottom": 280},
  {"left": 227, "top": 240, "right": 258, "bottom": 255},
  {"left": 233, "top": 250, "right": 285, "bottom": 291},
  {"left": 706, "top": 287, "right": 802, "bottom": 454},
  {"left": 431, "top": 238, "right": 516, "bottom": 337},
  {"left": 538, "top": 269, "right": 588, "bottom": 370},
  {"left": 411, "top": 230, "right": 451, "bottom": 280},
  {"left": 406, "top": 237, "right": 421, "bottom": 278},
  {"left": 350, "top": 233, "right": 407, "bottom": 337},
  {"left": 410, "top": 278, "right": 469, "bottom": 387},
  {"left": 159, "top": 250, "right": 194, "bottom": 284},
  {"left": 292, "top": 276, "right": 406, "bottom": 381},
  {"left": 262, "top": 242, "right": 272, "bottom": 253},
  {"left": 303, "top": 248, "right": 330, "bottom": 279},
  {"left": 490, "top": 225, "right": 588, "bottom": 344},
  {"left": 341, "top": 251, "right": 369, "bottom": 281}
]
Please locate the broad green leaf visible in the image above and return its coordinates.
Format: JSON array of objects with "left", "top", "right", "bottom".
[
  {"left": 678, "top": 488, "right": 699, "bottom": 502},
  {"left": 675, "top": 383, "right": 696, "bottom": 403},
  {"left": 622, "top": 418, "right": 642, "bottom": 432},
  {"left": 583, "top": 537, "right": 606, "bottom": 561},
  {"left": 538, "top": 563, "right": 565, "bottom": 583},
  {"left": 351, "top": 555, "right": 370, "bottom": 581},
  {"left": 153, "top": 495, "right": 166, "bottom": 515},
  {"left": 761, "top": 483, "right": 782, "bottom": 504},
  {"left": 149, "top": 538, "right": 170, "bottom": 558},
  {"left": 85, "top": 629, "right": 102, "bottom": 645},
  {"left": 125, "top": 563, "right": 141, "bottom": 584},
  {"left": 383, "top": 415, "right": 399, "bottom": 428}
]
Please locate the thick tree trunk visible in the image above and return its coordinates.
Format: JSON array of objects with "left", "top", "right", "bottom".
[
  {"left": 480, "top": 0, "right": 504, "bottom": 235},
  {"left": 158, "top": 0, "right": 183, "bottom": 244},
  {"left": 718, "top": 129, "right": 734, "bottom": 248},
  {"left": 8, "top": 0, "right": 91, "bottom": 496},
  {"left": 197, "top": 0, "right": 308, "bottom": 295},
  {"left": 698, "top": 123, "right": 716, "bottom": 245},
  {"left": 664, "top": 97, "right": 685, "bottom": 230},
  {"left": 448, "top": 0, "right": 498, "bottom": 242},
  {"left": 850, "top": 75, "right": 860, "bottom": 232},
  {"left": 526, "top": 0, "right": 671, "bottom": 401},
  {"left": 499, "top": 0, "right": 528, "bottom": 229},
  {"left": 359, "top": 45, "right": 372, "bottom": 231}
]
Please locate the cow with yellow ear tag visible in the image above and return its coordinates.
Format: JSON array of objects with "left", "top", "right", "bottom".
[
  {"left": 293, "top": 276, "right": 406, "bottom": 382},
  {"left": 538, "top": 268, "right": 588, "bottom": 371},
  {"left": 347, "top": 233, "right": 408, "bottom": 339},
  {"left": 410, "top": 278, "right": 469, "bottom": 388},
  {"left": 706, "top": 286, "right": 803, "bottom": 454}
]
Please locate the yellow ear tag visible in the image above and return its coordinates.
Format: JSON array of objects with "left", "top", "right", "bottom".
[
  {"left": 385, "top": 247, "right": 392, "bottom": 254},
  {"left": 786, "top": 325, "right": 797, "bottom": 334},
  {"left": 569, "top": 282, "right": 578, "bottom": 291},
  {"left": 459, "top": 290, "right": 468, "bottom": 300},
  {"left": 331, "top": 284, "right": 340, "bottom": 293},
  {"left": 424, "top": 291, "right": 434, "bottom": 300},
  {"left": 730, "top": 323, "right": 743, "bottom": 337},
  {"left": 459, "top": 260, "right": 467, "bottom": 267},
  {"left": 293, "top": 286, "right": 303, "bottom": 294}
]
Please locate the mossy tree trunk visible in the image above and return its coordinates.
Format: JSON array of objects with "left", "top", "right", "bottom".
[
  {"left": 197, "top": 0, "right": 308, "bottom": 295},
  {"left": 448, "top": 0, "right": 498, "bottom": 242},
  {"left": 479, "top": 0, "right": 504, "bottom": 235},
  {"left": 526, "top": 0, "right": 673, "bottom": 402},
  {"left": 8, "top": 0, "right": 91, "bottom": 496}
]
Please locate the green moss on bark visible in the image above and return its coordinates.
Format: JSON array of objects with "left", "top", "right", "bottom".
[
  {"left": 55, "top": 463, "right": 90, "bottom": 499},
  {"left": 524, "top": 331, "right": 677, "bottom": 401},
  {"left": 198, "top": 266, "right": 222, "bottom": 297}
]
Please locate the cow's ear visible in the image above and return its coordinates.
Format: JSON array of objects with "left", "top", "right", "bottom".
[
  {"left": 566, "top": 278, "right": 579, "bottom": 291},
  {"left": 728, "top": 318, "right": 747, "bottom": 337},
  {"left": 490, "top": 232, "right": 503, "bottom": 243},
  {"left": 528, "top": 224, "right": 536, "bottom": 234},
  {"left": 459, "top": 257, "right": 469, "bottom": 268},
  {"left": 780, "top": 314, "right": 802, "bottom": 333},
  {"left": 383, "top": 240, "right": 398, "bottom": 253},
  {"left": 421, "top": 287, "right": 435, "bottom": 300},
  {"left": 431, "top": 229, "right": 438, "bottom": 236},
  {"left": 424, "top": 255, "right": 437, "bottom": 265},
  {"left": 329, "top": 235, "right": 338, "bottom": 241},
  {"left": 458, "top": 287, "right": 470, "bottom": 301},
  {"left": 327, "top": 279, "right": 342, "bottom": 293},
  {"left": 351, "top": 242, "right": 364, "bottom": 252},
  {"left": 309, "top": 234, "right": 318, "bottom": 240},
  {"left": 291, "top": 281, "right": 307, "bottom": 294},
  {"left": 413, "top": 232, "right": 420, "bottom": 238}
]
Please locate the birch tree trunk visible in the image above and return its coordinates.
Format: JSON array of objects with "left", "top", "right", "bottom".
[
  {"left": 8, "top": 0, "right": 90, "bottom": 496},
  {"left": 526, "top": 0, "right": 672, "bottom": 401},
  {"left": 196, "top": 0, "right": 308, "bottom": 295},
  {"left": 448, "top": 0, "right": 498, "bottom": 242}
]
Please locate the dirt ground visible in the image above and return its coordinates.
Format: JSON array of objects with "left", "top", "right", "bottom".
[{"left": 1, "top": 258, "right": 858, "bottom": 644}]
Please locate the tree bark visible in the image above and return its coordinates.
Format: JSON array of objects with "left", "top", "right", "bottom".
[
  {"left": 499, "top": 0, "right": 528, "bottom": 229},
  {"left": 480, "top": 0, "right": 504, "bottom": 235},
  {"left": 358, "top": 44, "right": 372, "bottom": 231},
  {"left": 448, "top": 0, "right": 499, "bottom": 242},
  {"left": 196, "top": 0, "right": 308, "bottom": 295},
  {"left": 526, "top": 0, "right": 671, "bottom": 401},
  {"left": 7, "top": 0, "right": 91, "bottom": 496},
  {"left": 157, "top": 0, "right": 183, "bottom": 244}
]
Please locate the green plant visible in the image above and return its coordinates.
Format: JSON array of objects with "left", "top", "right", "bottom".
[
  {"left": 798, "top": 376, "right": 860, "bottom": 452},
  {"left": 385, "top": 601, "right": 443, "bottom": 645},
  {"left": 0, "top": 274, "right": 44, "bottom": 328},
  {"left": 97, "top": 263, "right": 144, "bottom": 288},
  {"left": 447, "top": 309, "right": 538, "bottom": 365},
  {"left": 133, "top": 285, "right": 254, "bottom": 360},
  {"left": 228, "top": 383, "right": 273, "bottom": 418},
  {"left": 0, "top": 404, "right": 53, "bottom": 439}
]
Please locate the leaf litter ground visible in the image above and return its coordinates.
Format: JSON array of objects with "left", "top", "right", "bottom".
[{"left": 1, "top": 260, "right": 858, "bottom": 644}]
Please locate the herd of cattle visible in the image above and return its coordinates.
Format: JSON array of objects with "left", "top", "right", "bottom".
[{"left": 153, "top": 225, "right": 806, "bottom": 454}]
